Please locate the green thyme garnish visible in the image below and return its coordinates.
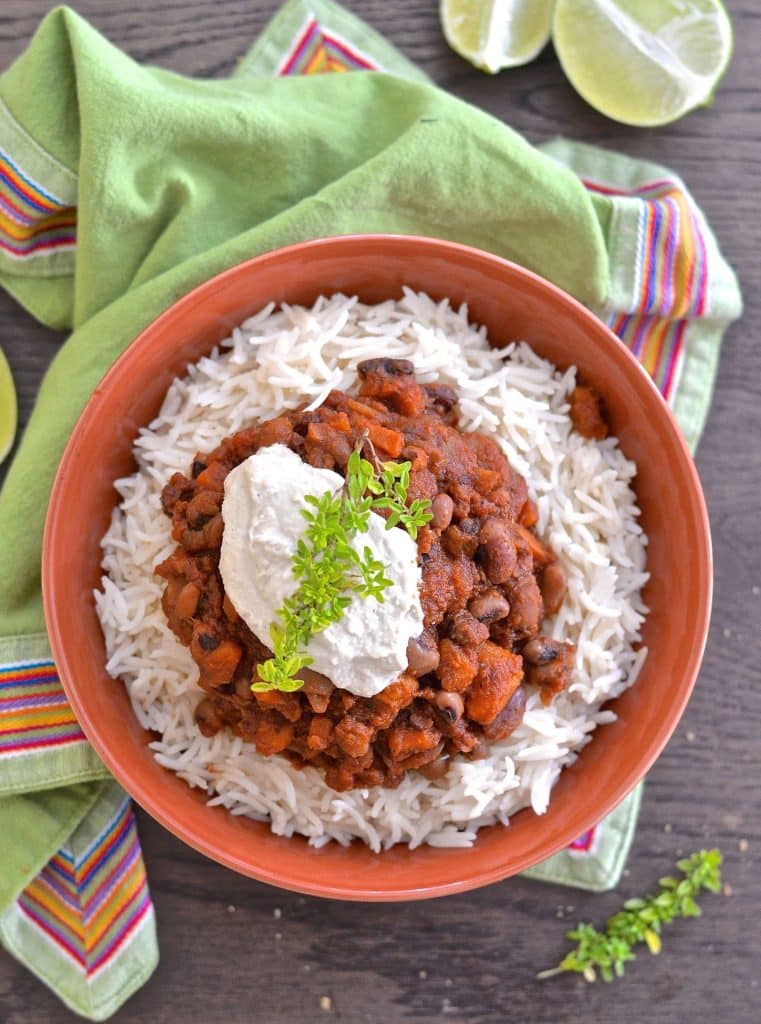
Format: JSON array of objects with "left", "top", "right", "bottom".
[
  {"left": 538, "top": 848, "right": 723, "bottom": 983},
  {"left": 252, "top": 441, "right": 432, "bottom": 693}
]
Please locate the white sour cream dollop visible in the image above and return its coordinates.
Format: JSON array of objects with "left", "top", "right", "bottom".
[{"left": 219, "top": 444, "right": 424, "bottom": 698}]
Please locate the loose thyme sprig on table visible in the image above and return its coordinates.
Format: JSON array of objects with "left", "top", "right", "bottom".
[
  {"left": 538, "top": 849, "right": 723, "bottom": 983},
  {"left": 252, "top": 440, "right": 432, "bottom": 693}
]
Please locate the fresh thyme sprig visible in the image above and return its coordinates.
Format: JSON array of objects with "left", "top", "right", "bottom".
[
  {"left": 252, "top": 442, "right": 432, "bottom": 693},
  {"left": 538, "top": 849, "right": 723, "bottom": 983}
]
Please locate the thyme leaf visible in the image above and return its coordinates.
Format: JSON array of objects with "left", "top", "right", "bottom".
[
  {"left": 251, "top": 441, "right": 432, "bottom": 693},
  {"left": 538, "top": 849, "right": 723, "bottom": 983}
]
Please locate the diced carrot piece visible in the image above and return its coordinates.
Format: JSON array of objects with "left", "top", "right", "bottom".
[
  {"left": 519, "top": 499, "right": 538, "bottom": 527},
  {"left": 366, "top": 422, "right": 404, "bottom": 457},
  {"left": 253, "top": 689, "right": 302, "bottom": 722},
  {"left": 514, "top": 524, "right": 553, "bottom": 566},
  {"left": 324, "top": 411, "right": 352, "bottom": 433},
  {"left": 254, "top": 716, "right": 295, "bottom": 756},
  {"left": 193, "top": 638, "right": 242, "bottom": 687}
]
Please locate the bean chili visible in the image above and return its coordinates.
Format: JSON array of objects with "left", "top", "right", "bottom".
[{"left": 156, "top": 359, "right": 581, "bottom": 791}]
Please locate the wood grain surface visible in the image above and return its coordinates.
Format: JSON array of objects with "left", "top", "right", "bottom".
[{"left": 0, "top": 3, "right": 758, "bottom": 1023}]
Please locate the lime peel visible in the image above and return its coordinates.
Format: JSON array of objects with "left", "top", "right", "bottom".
[
  {"left": 441, "top": 0, "right": 554, "bottom": 73},
  {"left": 552, "top": 0, "right": 733, "bottom": 127},
  {"left": 0, "top": 346, "right": 18, "bottom": 465}
]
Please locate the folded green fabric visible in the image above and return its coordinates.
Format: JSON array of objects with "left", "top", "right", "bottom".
[
  {"left": 0, "top": 7, "right": 609, "bottom": 637},
  {"left": 0, "top": 2, "right": 742, "bottom": 1017}
]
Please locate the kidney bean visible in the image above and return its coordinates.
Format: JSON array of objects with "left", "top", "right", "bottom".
[
  {"left": 233, "top": 676, "right": 253, "bottom": 699},
  {"left": 357, "top": 357, "right": 414, "bottom": 377},
  {"left": 442, "top": 522, "right": 479, "bottom": 558},
  {"left": 302, "top": 670, "right": 334, "bottom": 714},
  {"left": 418, "top": 754, "right": 450, "bottom": 780},
  {"left": 523, "top": 635, "right": 564, "bottom": 665},
  {"left": 449, "top": 611, "right": 489, "bottom": 646},
  {"left": 479, "top": 518, "right": 517, "bottom": 584},
  {"left": 479, "top": 517, "right": 509, "bottom": 546},
  {"left": 435, "top": 690, "right": 464, "bottom": 722},
  {"left": 468, "top": 590, "right": 511, "bottom": 623},
  {"left": 406, "top": 633, "right": 441, "bottom": 676},
  {"left": 174, "top": 582, "right": 200, "bottom": 620},
  {"left": 540, "top": 561, "right": 567, "bottom": 615},
  {"left": 483, "top": 685, "right": 526, "bottom": 740},
  {"left": 430, "top": 493, "right": 454, "bottom": 531},
  {"left": 194, "top": 698, "right": 222, "bottom": 737},
  {"left": 186, "top": 489, "right": 221, "bottom": 527},
  {"left": 203, "top": 514, "right": 224, "bottom": 549},
  {"left": 507, "top": 574, "right": 543, "bottom": 636}
]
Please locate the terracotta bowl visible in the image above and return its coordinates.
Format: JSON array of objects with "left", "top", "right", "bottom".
[{"left": 43, "top": 235, "right": 712, "bottom": 900}]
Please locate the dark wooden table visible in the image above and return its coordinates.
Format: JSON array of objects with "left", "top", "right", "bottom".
[{"left": 1, "top": 3, "right": 758, "bottom": 1022}]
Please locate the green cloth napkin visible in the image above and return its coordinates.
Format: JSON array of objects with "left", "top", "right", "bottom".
[{"left": 0, "top": 2, "right": 741, "bottom": 1017}]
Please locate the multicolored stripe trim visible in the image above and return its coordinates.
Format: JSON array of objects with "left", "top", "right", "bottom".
[
  {"left": 277, "top": 15, "right": 378, "bottom": 75},
  {"left": 583, "top": 175, "right": 710, "bottom": 404},
  {"left": 0, "top": 146, "right": 76, "bottom": 260},
  {"left": 15, "top": 796, "right": 153, "bottom": 978},
  {"left": 607, "top": 312, "right": 687, "bottom": 398},
  {"left": 0, "top": 657, "right": 86, "bottom": 757},
  {"left": 567, "top": 826, "right": 599, "bottom": 855}
]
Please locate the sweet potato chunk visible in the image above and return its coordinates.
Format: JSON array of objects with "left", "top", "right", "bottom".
[
  {"left": 466, "top": 642, "right": 523, "bottom": 726},
  {"left": 191, "top": 635, "right": 242, "bottom": 688},
  {"left": 386, "top": 722, "right": 440, "bottom": 759},
  {"left": 569, "top": 385, "right": 609, "bottom": 440},
  {"left": 307, "top": 716, "right": 334, "bottom": 752},
  {"left": 437, "top": 639, "right": 478, "bottom": 693},
  {"left": 369, "top": 674, "right": 419, "bottom": 729},
  {"left": 254, "top": 716, "right": 295, "bottom": 756},
  {"left": 334, "top": 717, "right": 374, "bottom": 758}
]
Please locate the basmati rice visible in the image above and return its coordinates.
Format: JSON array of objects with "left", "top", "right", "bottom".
[{"left": 95, "top": 290, "right": 649, "bottom": 852}]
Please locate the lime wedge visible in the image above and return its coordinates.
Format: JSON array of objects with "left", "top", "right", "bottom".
[
  {"left": 0, "top": 347, "right": 18, "bottom": 465},
  {"left": 552, "top": 0, "right": 733, "bottom": 126},
  {"left": 441, "top": 0, "right": 554, "bottom": 72}
]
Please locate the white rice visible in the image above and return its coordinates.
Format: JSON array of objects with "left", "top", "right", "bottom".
[{"left": 95, "top": 290, "right": 649, "bottom": 852}]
